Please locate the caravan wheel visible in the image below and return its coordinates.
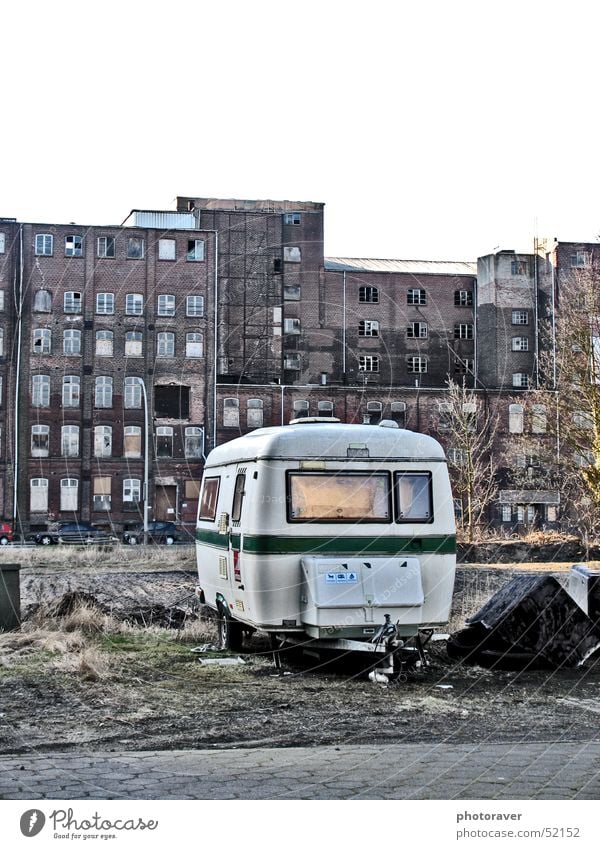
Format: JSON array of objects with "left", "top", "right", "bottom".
[{"left": 217, "top": 604, "right": 244, "bottom": 651}]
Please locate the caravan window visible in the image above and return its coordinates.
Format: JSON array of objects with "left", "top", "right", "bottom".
[
  {"left": 231, "top": 473, "right": 246, "bottom": 523},
  {"left": 286, "top": 472, "right": 391, "bottom": 523},
  {"left": 394, "top": 472, "right": 433, "bottom": 523},
  {"left": 199, "top": 477, "right": 220, "bottom": 521}
]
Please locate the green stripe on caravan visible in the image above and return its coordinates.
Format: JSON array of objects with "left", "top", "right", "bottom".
[{"left": 195, "top": 530, "right": 456, "bottom": 556}]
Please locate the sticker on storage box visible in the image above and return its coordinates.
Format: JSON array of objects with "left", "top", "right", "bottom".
[{"left": 326, "top": 572, "right": 358, "bottom": 584}]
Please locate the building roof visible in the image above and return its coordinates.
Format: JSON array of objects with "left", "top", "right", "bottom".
[{"left": 325, "top": 257, "right": 477, "bottom": 276}]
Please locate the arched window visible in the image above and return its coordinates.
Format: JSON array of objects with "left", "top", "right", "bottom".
[
  {"left": 509, "top": 403, "right": 524, "bottom": 434},
  {"left": 124, "top": 376, "right": 142, "bottom": 409},
  {"left": 32, "top": 374, "right": 50, "bottom": 407},
  {"left": 96, "top": 330, "right": 114, "bottom": 357},
  {"left": 30, "top": 478, "right": 49, "bottom": 512},
  {"left": 31, "top": 425, "right": 49, "bottom": 457},
  {"left": 95, "top": 376, "right": 113, "bottom": 408},
  {"left": 223, "top": 398, "right": 239, "bottom": 428},
  {"left": 61, "top": 425, "right": 79, "bottom": 457},
  {"left": 60, "top": 478, "right": 78, "bottom": 511},
  {"left": 94, "top": 426, "right": 112, "bottom": 458},
  {"left": 33, "top": 289, "right": 52, "bottom": 312},
  {"left": 124, "top": 426, "right": 142, "bottom": 458},
  {"left": 63, "top": 329, "right": 81, "bottom": 355},
  {"left": 247, "top": 399, "right": 263, "bottom": 428}
]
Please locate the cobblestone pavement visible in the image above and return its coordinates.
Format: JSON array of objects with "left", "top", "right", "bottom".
[{"left": 0, "top": 742, "right": 599, "bottom": 800}]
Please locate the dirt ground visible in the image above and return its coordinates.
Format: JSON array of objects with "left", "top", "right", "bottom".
[{"left": 1, "top": 549, "right": 599, "bottom": 755}]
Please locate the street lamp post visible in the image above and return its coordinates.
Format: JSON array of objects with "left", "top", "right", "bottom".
[{"left": 134, "top": 378, "right": 150, "bottom": 546}]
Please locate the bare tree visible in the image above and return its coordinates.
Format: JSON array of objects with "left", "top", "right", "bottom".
[{"left": 437, "top": 380, "right": 499, "bottom": 542}]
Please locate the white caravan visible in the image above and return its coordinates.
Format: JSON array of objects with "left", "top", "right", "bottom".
[{"left": 195, "top": 419, "right": 456, "bottom": 663}]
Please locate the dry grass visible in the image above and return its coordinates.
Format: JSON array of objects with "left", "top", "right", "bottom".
[{"left": 0, "top": 544, "right": 196, "bottom": 572}]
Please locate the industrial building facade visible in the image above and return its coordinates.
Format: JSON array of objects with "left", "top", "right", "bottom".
[{"left": 0, "top": 197, "right": 595, "bottom": 535}]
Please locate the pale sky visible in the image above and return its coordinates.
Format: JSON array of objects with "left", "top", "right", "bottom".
[{"left": 2, "top": 0, "right": 600, "bottom": 261}]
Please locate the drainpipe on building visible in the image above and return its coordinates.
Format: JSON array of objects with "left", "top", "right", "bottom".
[
  {"left": 12, "top": 226, "right": 24, "bottom": 534},
  {"left": 209, "top": 231, "right": 219, "bottom": 450},
  {"left": 533, "top": 239, "right": 540, "bottom": 388},
  {"left": 342, "top": 270, "right": 346, "bottom": 379}
]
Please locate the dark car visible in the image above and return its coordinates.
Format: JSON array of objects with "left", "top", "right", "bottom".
[
  {"left": 122, "top": 521, "right": 181, "bottom": 546},
  {"left": 32, "top": 521, "right": 117, "bottom": 546}
]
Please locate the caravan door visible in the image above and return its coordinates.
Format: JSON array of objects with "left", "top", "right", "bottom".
[{"left": 228, "top": 468, "right": 247, "bottom": 589}]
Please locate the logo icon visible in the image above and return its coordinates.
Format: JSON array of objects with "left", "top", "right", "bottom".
[{"left": 20, "top": 810, "right": 46, "bottom": 837}]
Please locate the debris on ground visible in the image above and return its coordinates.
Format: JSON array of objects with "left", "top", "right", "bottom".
[{"left": 448, "top": 568, "right": 600, "bottom": 669}]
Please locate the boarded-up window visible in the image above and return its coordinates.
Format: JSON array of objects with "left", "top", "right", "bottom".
[
  {"left": 247, "top": 399, "right": 263, "bottom": 428},
  {"left": 185, "top": 480, "right": 201, "bottom": 500},
  {"left": 509, "top": 404, "right": 524, "bottom": 434},
  {"left": 124, "top": 426, "right": 142, "bottom": 458},
  {"left": 60, "top": 478, "right": 78, "bottom": 511},
  {"left": 531, "top": 405, "right": 547, "bottom": 434},
  {"left": 30, "top": 478, "right": 48, "bottom": 512},
  {"left": 96, "top": 330, "right": 113, "bottom": 356},
  {"left": 93, "top": 477, "right": 112, "bottom": 510},
  {"left": 223, "top": 398, "right": 240, "bottom": 428}
]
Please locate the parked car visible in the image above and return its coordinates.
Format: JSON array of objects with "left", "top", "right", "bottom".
[
  {"left": 122, "top": 521, "right": 181, "bottom": 546},
  {"left": 32, "top": 521, "right": 117, "bottom": 546},
  {"left": 0, "top": 522, "right": 15, "bottom": 545}
]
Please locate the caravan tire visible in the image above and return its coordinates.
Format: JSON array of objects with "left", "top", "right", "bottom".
[{"left": 217, "top": 604, "right": 244, "bottom": 652}]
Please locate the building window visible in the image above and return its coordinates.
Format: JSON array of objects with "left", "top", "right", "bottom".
[
  {"left": 156, "top": 426, "right": 173, "bottom": 458},
  {"left": 391, "top": 401, "right": 406, "bottom": 427},
  {"left": 359, "top": 286, "right": 379, "bottom": 304},
  {"left": 186, "top": 332, "right": 204, "bottom": 358},
  {"left": 454, "top": 358, "right": 474, "bottom": 375},
  {"left": 501, "top": 504, "right": 512, "bottom": 523},
  {"left": 93, "top": 477, "right": 112, "bottom": 511},
  {"left": 508, "top": 403, "right": 524, "bottom": 433},
  {"left": 154, "top": 385, "right": 189, "bottom": 419},
  {"left": 94, "top": 426, "right": 112, "bottom": 458},
  {"left": 284, "top": 285, "right": 301, "bottom": 301},
  {"left": 223, "top": 397, "right": 240, "bottom": 428},
  {"left": 573, "top": 410, "right": 594, "bottom": 429},
  {"left": 125, "top": 294, "right": 143, "bottom": 315},
  {"left": 124, "top": 426, "right": 142, "bottom": 458},
  {"left": 62, "top": 375, "right": 80, "bottom": 407},
  {"left": 512, "top": 336, "right": 529, "bottom": 351},
  {"left": 185, "top": 480, "right": 201, "bottom": 499},
  {"left": 546, "top": 505, "right": 558, "bottom": 523},
  {"left": 407, "top": 321, "right": 427, "bottom": 339},
  {"left": 284, "top": 318, "right": 301, "bottom": 334},
  {"left": 283, "top": 212, "right": 301, "bottom": 224},
  {"left": 454, "top": 323, "right": 474, "bottom": 339},
  {"left": 438, "top": 402, "right": 452, "bottom": 432},
  {"left": 158, "top": 239, "right": 176, "bottom": 260},
  {"left": 96, "top": 292, "right": 114, "bottom": 314},
  {"left": 532, "top": 404, "right": 547, "bottom": 434},
  {"left": 31, "top": 425, "right": 50, "bottom": 457},
  {"left": 60, "top": 478, "right": 78, "bottom": 511},
  {"left": 512, "top": 372, "right": 530, "bottom": 388},
  {"left": 30, "top": 478, "right": 49, "bottom": 512},
  {"left": 187, "top": 239, "right": 205, "bottom": 261},
  {"left": 35, "top": 234, "right": 53, "bottom": 256},
  {"left": 463, "top": 402, "right": 477, "bottom": 432},
  {"left": 292, "top": 400, "right": 309, "bottom": 420},
  {"left": 64, "top": 291, "right": 82, "bottom": 313},
  {"left": 0, "top": 233, "right": 4, "bottom": 253},
  {"left": 61, "top": 425, "right": 80, "bottom": 458},
  {"left": 0, "top": 376, "right": 2, "bottom": 406},
  {"left": 32, "top": 328, "right": 51, "bottom": 355},
  {"left": 63, "top": 329, "right": 81, "bottom": 355},
  {"left": 157, "top": 332, "right": 175, "bottom": 357},
  {"left": 454, "top": 290, "right": 473, "bottom": 306},
  {"left": 447, "top": 448, "right": 468, "bottom": 466},
  {"left": 359, "top": 320, "right": 380, "bottom": 337},
  {"left": 32, "top": 374, "right": 50, "bottom": 407},
  {"left": 512, "top": 310, "right": 529, "bottom": 325},
  {"left": 186, "top": 295, "right": 204, "bottom": 317},
  {"left": 0, "top": 327, "right": 3, "bottom": 357},
  {"left": 571, "top": 251, "right": 591, "bottom": 268},
  {"left": 283, "top": 246, "right": 301, "bottom": 263},
  {"left": 359, "top": 355, "right": 380, "bottom": 373},
  {"left": 284, "top": 353, "right": 301, "bottom": 370},
  {"left": 184, "top": 426, "right": 204, "bottom": 458},
  {"left": 97, "top": 236, "right": 115, "bottom": 258},
  {"left": 366, "top": 401, "right": 382, "bottom": 424},
  {"left": 407, "top": 356, "right": 427, "bottom": 373},
  {"left": 407, "top": 288, "right": 426, "bottom": 306},
  {"left": 34, "top": 289, "right": 52, "bottom": 312},
  {"left": 95, "top": 376, "right": 113, "bottom": 408},
  {"left": 127, "top": 237, "right": 145, "bottom": 259},
  {"left": 65, "top": 235, "right": 83, "bottom": 257},
  {"left": 318, "top": 400, "right": 334, "bottom": 415},
  {"left": 125, "top": 331, "right": 142, "bottom": 357},
  {"left": 157, "top": 294, "right": 176, "bottom": 316},
  {"left": 123, "top": 376, "right": 142, "bottom": 409},
  {"left": 511, "top": 259, "right": 527, "bottom": 275},
  {"left": 95, "top": 330, "right": 113, "bottom": 356},
  {"left": 123, "top": 478, "right": 141, "bottom": 505}
]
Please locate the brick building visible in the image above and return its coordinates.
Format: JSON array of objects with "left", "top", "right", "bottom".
[{"left": 0, "top": 197, "right": 596, "bottom": 535}]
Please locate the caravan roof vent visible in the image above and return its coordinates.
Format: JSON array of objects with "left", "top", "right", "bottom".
[{"left": 289, "top": 416, "right": 341, "bottom": 425}]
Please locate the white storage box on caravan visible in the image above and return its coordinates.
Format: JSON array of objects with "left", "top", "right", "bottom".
[{"left": 195, "top": 419, "right": 456, "bottom": 649}]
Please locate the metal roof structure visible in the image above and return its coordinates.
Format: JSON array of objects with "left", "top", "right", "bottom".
[{"left": 324, "top": 257, "right": 477, "bottom": 276}]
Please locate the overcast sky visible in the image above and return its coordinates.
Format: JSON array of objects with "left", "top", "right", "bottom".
[{"left": 2, "top": 0, "right": 599, "bottom": 260}]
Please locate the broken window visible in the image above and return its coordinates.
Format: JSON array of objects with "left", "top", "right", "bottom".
[
  {"left": 31, "top": 425, "right": 49, "bottom": 457},
  {"left": 154, "top": 385, "right": 190, "bottom": 419},
  {"left": 94, "top": 426, "right": 112, "bottom": 458},
  {"left": 155, "top": 426, "right": 173, "bottom": 458},
  {"left": 65, "top": 235, "right": 83, "bottom": 257},
  {"left": 64, "top": 291, "right": 82, "bottom": 313},
  {"left": 187, "top": 239, "right": 205, "bottom": 261},
  {"left": 97, "top": 236, "right": 115, "bottom": 258},
  {"left": 184, "top": 426, "right": 204, "bottom": 458},
  {"left": 32, "top": 328, "right": 51, "bottom": 354}
]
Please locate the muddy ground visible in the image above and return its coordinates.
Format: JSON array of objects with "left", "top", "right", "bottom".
[{"left": 1, "top": 554, "right": 599, "bottom": 755}]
